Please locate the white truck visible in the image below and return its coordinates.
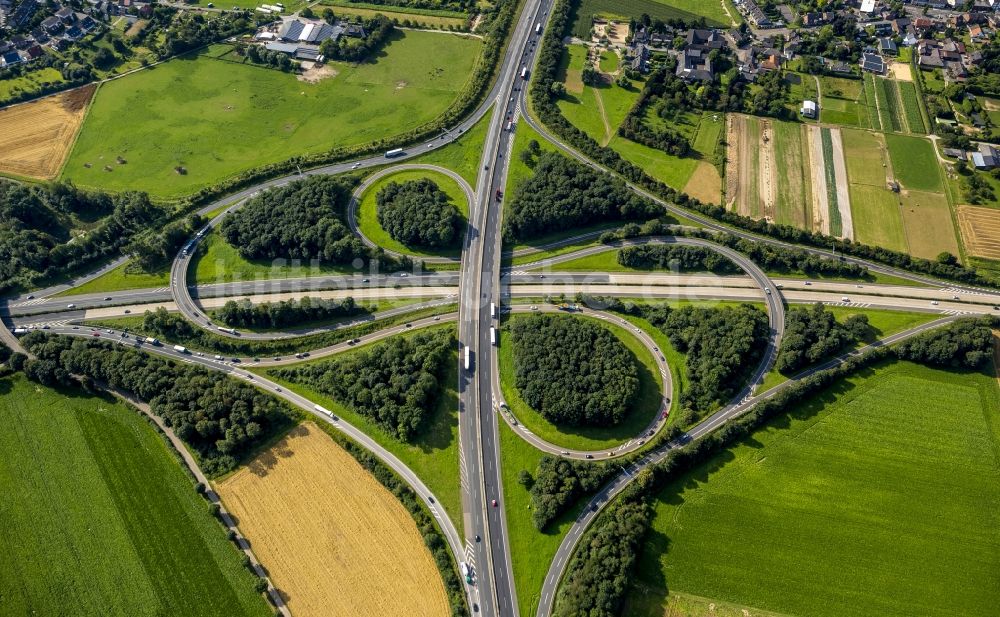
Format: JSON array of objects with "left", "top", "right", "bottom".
[
  {"left": 535, "top": 23, "right": 542, "bottom": 34},
  {"left": 314, "top": 404, "right": 331, "bottom": 416},
  {"left": 464, "top": 346, "right": 472, "bottom": 371},
  {"left": 12, "top": 328, "right": 27, "bottom": 335},
  {"left": 145, "top": 337, "right": 160, "bottom": 346},
  {"left": 490, "top": 302, "right": 496, "bottom": 319},
  {"left": 490, "top": 327, "right": 497, "bottom": 346},
  {"left": 173, "top": 345, "right": 188, "bottom": 354}
]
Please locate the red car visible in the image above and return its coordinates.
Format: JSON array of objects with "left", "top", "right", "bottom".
[{"left": 91, "top": 332, "right": 100, "bottom": 337}]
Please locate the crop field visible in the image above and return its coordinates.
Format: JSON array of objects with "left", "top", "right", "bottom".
[
  {"left": 62, "top": 33, "right": 482, "bottom": 198},
  {"left": 216, "top": 422, "right": 450, "bottom": 617},
  {"left": 899, "top": 190, "right": 960, "bottom": 259},
  {"left": 569, "top": 0, "right": 729, "bottom": 38},
  {"left": 625, "top": 360, "right": 1000, "bottom": 617},
  {"left": 497, "top": 313, "right": 663, "bottom": 450},
  {"left": 261, "top": 334, "right": 463, "bottom": 527},
  {"left": 356, "top": 168, "right": 469, "bottom": 258},
  {"left": 958, "top": 205, "right": 1000, "bottom": 259},
  {"left": 820, "top": 127, "right": 843, "bottom": 236},
  {"left": 862, "top": 73, "right": 882, "bottom": 130},
  {"left": 885, "top": 133, "right": 943, "bottom": 192},
  {"left": 771, "top": 120, "right": 810, "bottom": 228},
  {"left": 557, "top": 44, "right": 641, "bottom": 146},
  {"left": 840, "top": 128, "right": 906, "bottom": 251},
  {"left": 0, "top": 85, "right": 94, "bottom": 180},
  {"left": 897, "top": 80, "right": 927, "bottom": 134},
  {"left": 0, "top": 375, "right": 270, "bottom": 617},
  {"left": 873, "top": 75, "right": 903, "bottom": 132}
]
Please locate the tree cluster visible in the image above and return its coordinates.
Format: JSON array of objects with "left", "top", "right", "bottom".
[
  {"left": 219, "top": 175, "right": 367, "bottom": 264},
  {"left": 510, "top": 315, "right": 639, "bottom": 427},
  {"left": 896, "top": 318, "right": 994, "bottom": 369},
  {"left": 243, "top": 44, "right": 296, "bottom": 71},
  {"left": 647, "top": 304, "right": 769, "bottom": 413},
  {"left": 19, "top": 332, "right": 293, "bottom": 475},
  {"left": 0, "top": 180, "right": 167, "bottom": 294},
  {"left": 503, "top": 152, "right": 659, "bottom": 241},
  {"left": 552, "top": 497, "right": 652, "bottom": 617},
  {"left": 376, "top": 178, "right": 463, "bottom": 248},
  {"left": 216, "top": 296, "right": 364, "bottom": 329},
  {"left": 161, "top": 11, "right": 252, "bottom": 58},
  {"left": 617, "top": 244, "right": 739, "bottom": 274},
  {"left": 529, "top": 455, "right": 615, "bottom": 530},
  {"left": 776, "top": 303, "right": 872, "bottom": 374},
  {"left": 319, "top": 15, "right": 394, "bottom": 62},
  {"left": 358, "top": 0, "right": 476, "bottom": 11},
  {"left": 274, "top": 330, "right": 454, "bottom": 440}
]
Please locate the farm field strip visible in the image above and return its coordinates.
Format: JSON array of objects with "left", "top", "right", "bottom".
[
  {"left": 806, "top": 125, "right": 829, "bottom": 234},
  {"left": 958, "top": 204, "right": 1000, "bottom": 259},
  {"left": 874, "top": 76, "right": 903, "bottom": 132},
  {"left": 896, "top": 80, "right": 927, "bottom": 134},
  {"left": 0, "top": 85, "right": 94, "bottom": 180},
  {"left": 216, "top": 422, "right": 450, "bottom": 617},
  {"left": 820, "top": 127, "right": 842, "bottom": 236},
  {"left": 827, "top": 128, "right": 853, "bottom": 239},
  {"left": 863, "top": 73, "right": 882, "bottom": 131}
]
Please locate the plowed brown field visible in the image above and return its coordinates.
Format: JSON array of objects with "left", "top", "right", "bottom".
[
  {"left": 0, "top": 85, "right": 94, "bottom": 179},
  {"left": 216, "top": 422, "right": 450, "bottom": 617},
  {"left": 957, "top": 205, "right": 1000, "bottom": 259}
]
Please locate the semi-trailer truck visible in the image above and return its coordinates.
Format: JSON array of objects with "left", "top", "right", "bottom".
[
  {"left": 490, "top": 327, "right": 497, "bottom": 346},
  {"left": 490, "top": 302, "right": 496, "bottom": 319},
  {"left": 385, "top": 148, "right": 404, "bottom": 158},
  {"left": 173, "top": 345, "right": 188, "bottom": 354}
]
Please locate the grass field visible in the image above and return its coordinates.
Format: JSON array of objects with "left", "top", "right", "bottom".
[
  {"left": 319, "top": 0, "right": 468, "bottom": 27},
  {"left": 356, "top": 168, "right": 469, "bottom": 258},
  {"left": 416, "top": 107, "right": 490, "bottom": 185},
  {"left": 259, "top": 331, "right": 463, "bottom": 526},
  {"left": 55, "top": 260, "right": 171, "bottom": 296},
  {"left": 497, "top": 313, "right": 663, "bottom": 450},
  {"left": 216, "top": 422, "right": 449, "bottom": 617},
  {"left": 625, "top": 360, "right": 1000, "bottom": 617},
  {"left": 556, "top": 44, "right": 641, "bottom": 146},
  {"left": 569, "top": 0, "right": 729, "bottom": 38},
  {"left": 505, "top": 120, "right": 559, "bottom": 199},
  {"left": 62, "top": 33, "right": 481, "bottom": 198},
  {"left": 848, "top": 184, "right": 907, "bottom": 252},
  {"left": 0, "top": 375, "right": 270, "bottom": 617},
  {"left": 0, "top": 67, "right": 66, "bottom": 105},
  {"left": 500, "top": 421, "right": 586, "bottom": 617},
  {"left": 191, "top": 232, "right": 362, "bottom": 286},
  {"left": 0, "top": 85, "right": 94, "bottom": 180},
  {"left": 885, "top": 133, "right": 944, "bottom": 192},
  {"left": 817, "top": 75, "right": 865, "bottom": 127}
]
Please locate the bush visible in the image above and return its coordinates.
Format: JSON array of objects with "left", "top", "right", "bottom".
[
  {"left": 273, "top": 330, "right": 454, "bottom": 440},
  {"left": 617, "top": 244, "right": 739, "bottom": 273},
  {"left": 529, "top": 455, "right": 615, "bottom": 530},
  {"left": 376, "top": 179, "right": 462, "bottom": 248},
  {"left": 896, "top": 318, "right": 994, "bottom": 368},
  {"left": 509, "top": 315, "right": 639, "bottom": 427}
]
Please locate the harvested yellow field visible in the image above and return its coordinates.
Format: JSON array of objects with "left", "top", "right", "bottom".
[
  {"left": 684, "top": 161, "right": 722, "bottom": 205},
  {"left": 0, "top": 85, "right": 94, "bottom": 180},
  {"left": 216, "top": 422, "right": 450, "bottom": 617},
  {"left": 957, "top": 204, "right": 1000, "bottom": 259}
]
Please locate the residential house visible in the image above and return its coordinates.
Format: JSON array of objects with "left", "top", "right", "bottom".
[
  {"left": 9, "top": 0, "right": 37, "bottom": 29},
  {"left": 676, "top": 46, "right": 713, "bottom": 81},
  {"left": 735, "top": 0, "right": 772, "bottom": 28},
  {"left": 972, "top": 143, "right": 1000, "bottom": 169},
  {"left": 55, "top": 6, "right": 75, "bottom": 23},
  {"left": 40, "top": 15, "right": 62, "bottom": 34},
  {"left": 860, "top": 49, "right": 886, "bottom": 73},
  {"left": 686, "top": 28, "right": 726, "bottom": 50},
  {"left": 631, "top": 42, "right": 650, "bottom": 73},
  {"left": 942, "top": 148, "right": 966, "bottom": 160},
  {"left": 891, "top": 17, "right": 910, "bottom": 34},
  {"left": 878, "top": 37, "right": 897, "bottom": 55}
]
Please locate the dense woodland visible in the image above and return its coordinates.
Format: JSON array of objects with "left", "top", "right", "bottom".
[
  {"left": 776, "top": 304, "right": 872, "bottom": 375},
  {"left": 510, "top": 315, "right": 639, "bottom": 427},
  {"left": 19, "top": 332, "right": 294, "bottom": 475},
  {"left": 376, "top": 179, "right": 463, "bottom": 248},
  {"left": 274, "top": 330, "right": 454, "bottom": 440},
  {"left": 0, "top": 180, "right": 183, "bottom": 294},
  {"left": 215, "top": 296, "right": 364, "bottom": 329},
  {"left": 617, "top": 244, "right": 739, "bottom": 273},
  {"left": 503, "top": 153, "right": 659, "bottom": 241},
  {"left": 647, "top": 304, "right": 769, "bottom": 414},
  {"left": 219, "top": 176, "right": 368, "bottom": 264},
  {"left": 896, "top": 318, "right": 994, "bottom": 368},
  {"left": 529, "top": 456, "right": 615, "bottom": 530}
]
